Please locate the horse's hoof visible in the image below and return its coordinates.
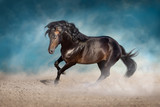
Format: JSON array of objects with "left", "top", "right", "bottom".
[{"left": 54, "top": 79, "right": 59, "bottom": 85}]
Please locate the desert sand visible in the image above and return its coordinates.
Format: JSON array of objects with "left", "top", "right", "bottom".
[{"left": 0, "top": 69, "right": 160, "bottom": 107}]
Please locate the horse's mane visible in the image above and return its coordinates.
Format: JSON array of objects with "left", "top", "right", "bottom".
[{"left": 45, "top": 20, "right": 88, "bottom": 42}]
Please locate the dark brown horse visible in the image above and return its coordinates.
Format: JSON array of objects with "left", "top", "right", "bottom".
[{"left": 45, "top": 20, "right": 137, "bottom": 84}]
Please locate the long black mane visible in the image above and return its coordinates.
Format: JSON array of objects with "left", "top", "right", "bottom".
[{"left": 45, "top": 20, "right": 88, "bottom": 42}]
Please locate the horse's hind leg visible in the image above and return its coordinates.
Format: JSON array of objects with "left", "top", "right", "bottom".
[
  {"left": 97, "top": 46, "right": 121, "bottom": 82},
  {"left": 97, "top": 61, "right": 111, "bottom": 82},
  {"left": 97, "top": 58, "right": 118, "bottom": 82}
]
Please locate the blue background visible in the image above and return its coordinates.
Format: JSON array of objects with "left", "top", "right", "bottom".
[{"left": 0, "top": 0, "right": 160, "bottom": 73}]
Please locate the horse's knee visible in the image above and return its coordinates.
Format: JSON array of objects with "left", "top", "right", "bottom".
[{"left": 55, "top": 61, "right": 61, "bottom": 71}]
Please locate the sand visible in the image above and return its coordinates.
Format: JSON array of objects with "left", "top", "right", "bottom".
[{"left": 0, "top": 70, "right": 160, "bottom": 107}]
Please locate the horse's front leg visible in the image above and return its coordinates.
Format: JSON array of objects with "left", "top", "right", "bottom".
[
  {"left": 54, "top": 56, "right": 63, "bottom": 71},
  {"left": 54, "top": 62, "right": 76, "bottom": 84}
]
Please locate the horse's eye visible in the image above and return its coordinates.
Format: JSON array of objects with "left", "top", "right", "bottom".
[
  {"left": 49, "top": 33, "right": 56, "bottom": 39},
  {"left": 52, "top": 28, "right": 55, "bottom": 31}
]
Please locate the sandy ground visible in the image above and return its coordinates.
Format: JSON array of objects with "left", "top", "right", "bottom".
[{"left": 0, "top": 70, "right": 160, "bottom": 107}]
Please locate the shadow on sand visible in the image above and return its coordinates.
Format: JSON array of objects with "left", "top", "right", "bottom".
[{"left": 40, "top": 79, "right": 54, "bottom": 85}]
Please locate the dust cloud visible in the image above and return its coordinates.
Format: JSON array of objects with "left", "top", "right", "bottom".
[{"left": 0, "top": 67, "right": 160, "bottom": 107}]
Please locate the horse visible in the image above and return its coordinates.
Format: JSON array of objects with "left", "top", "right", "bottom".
[{"left": 45, "top": 20, "right": 137, "bottom": 84}]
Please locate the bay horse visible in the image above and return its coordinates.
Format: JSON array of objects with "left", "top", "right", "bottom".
[{"left": 45, "top": 20, "right": 137, "bottom": 84}]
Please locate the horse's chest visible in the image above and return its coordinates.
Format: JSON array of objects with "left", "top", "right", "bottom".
[
  {"left": 65, "top": 49, "right": 74, "bottom": 57},
  {"left": 62, "top": 48, "right": 75, "bottom": 61}
]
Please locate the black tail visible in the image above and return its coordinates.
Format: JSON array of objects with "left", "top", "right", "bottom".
[{"left": 120, "top": 45, "right": 138, "bottom": 77}]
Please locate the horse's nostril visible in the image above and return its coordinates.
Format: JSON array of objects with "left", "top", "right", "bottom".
[
  {"left": 50, "top": 50, "right": 53, "bottom": 53},
  {"left": 48, "top": 48, "right": 54, "bottom": 54},
  {"left": 49, "top": 49, "right": 54, "bottom": 54}
]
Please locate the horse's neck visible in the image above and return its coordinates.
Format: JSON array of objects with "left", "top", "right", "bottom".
[{"left": 60, "top": 34, "right": 75, "bottom": 49}]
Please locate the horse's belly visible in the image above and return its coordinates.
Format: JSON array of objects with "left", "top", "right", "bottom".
[
  {"left": 77, "top": 51, "right": 109, "bottom": 64},
  {"left": 77, "top": 58, "right": 105, "bottom": 64},
  {"left": 77, "top": 60, "right": 101, "bottom": 64}
]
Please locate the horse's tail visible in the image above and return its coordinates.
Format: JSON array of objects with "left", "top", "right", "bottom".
[{"left": 120, "top": 45, "right": 138, "bottom": 77}]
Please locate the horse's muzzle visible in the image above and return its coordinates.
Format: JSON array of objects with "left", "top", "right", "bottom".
[{"left": 48, "top": 49, "right": 54, "bottom": 54}]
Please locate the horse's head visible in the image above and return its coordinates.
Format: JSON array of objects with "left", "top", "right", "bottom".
[
  {"left": 45, "top": 20, "right": 88, "bottom": 54},
  {"left": 45, "top": 24, "right": 63, "bottom": 54}
]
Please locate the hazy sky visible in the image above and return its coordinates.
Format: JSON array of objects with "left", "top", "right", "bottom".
[{"left": 0, "top": 0, "right": 160, "bottom": 73}]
